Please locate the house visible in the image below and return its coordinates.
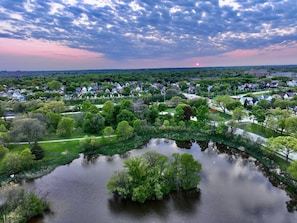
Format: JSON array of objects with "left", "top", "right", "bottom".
[
  {"left": 239, "top": 97, "right": 256, "bottom": 106},
  {"left": 283, "top": 92, "right": 296, "bottom": 100},
  {"left": 287, "top": 80, "right": 297, "bottom": 87},
  {"left": 257, "top": 95, "right": 272, "bottom": 101}
]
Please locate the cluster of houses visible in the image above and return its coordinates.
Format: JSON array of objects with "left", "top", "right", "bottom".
[
  {"left": 2, "top": 74, "right": 297, "bottom": 103},
  {"left": 235, "top": 92, "right": 297, "bottom": 107}
]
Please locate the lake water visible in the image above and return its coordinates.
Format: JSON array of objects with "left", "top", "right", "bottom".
[{"left": 25, "top": 138, "right": 297, "bottom": 223}]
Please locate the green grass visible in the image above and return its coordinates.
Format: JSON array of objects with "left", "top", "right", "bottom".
[
  {"left": 164, "top": 108, "right": 176, "bottom": 113},
  {"left": 238, "top": 122, "right": 282, "bottom": 138},
  {"left": 209, "top": 111, "right": 232, "bottom": 121}
]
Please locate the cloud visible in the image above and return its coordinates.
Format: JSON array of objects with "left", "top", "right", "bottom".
[{"left": 0, "top": 0, "right": 296, "bottom": 70}]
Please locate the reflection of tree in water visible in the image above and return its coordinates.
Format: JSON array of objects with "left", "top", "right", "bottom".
[
  {"left": 286, "top": 199, "right": 297, "bottom": 213},
  {"left": 171, "top": 188, "right": 201, "bottom": 213},
  {"left": 82, "top": 154, "right": 100, "bottom": 166},
  {"left": 108, "top": 189, "right": 201, "bottom": 217},
  {"left": 175, "top": 140, "right": 192, "bottom": 149},
  {"left": 108, "top": 195, "right": 170, "bottom": 219}
]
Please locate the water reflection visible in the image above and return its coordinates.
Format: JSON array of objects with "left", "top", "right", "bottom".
[{"left": 25, "top": 138, "right": 297, "bottom": 223}]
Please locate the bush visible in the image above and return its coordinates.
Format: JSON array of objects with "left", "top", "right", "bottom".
[
  {"left": 0, "top": 183, "right": 49, "bottom": 223},
  {"left": 31, "top": 142, "right": 44, "bottom": 160},
  {"left": 0, "top": 145, "right": 9, "bottom": 159}
]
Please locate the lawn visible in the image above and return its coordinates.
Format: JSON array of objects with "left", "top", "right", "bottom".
[
  {"left": 209, "top": 110, "right": 232, "bottom": 121},
  {"left": 238, "top": 122, "right": 282, "bottom": 138}
]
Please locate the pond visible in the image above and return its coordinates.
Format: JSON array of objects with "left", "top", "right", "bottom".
[{"left": 25, "top": 139, "right": 297, "bottom": 223}]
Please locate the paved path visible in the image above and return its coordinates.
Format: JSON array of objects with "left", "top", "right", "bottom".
[{"left": 12, "top": 135, "right": 116, "bottom": 145}]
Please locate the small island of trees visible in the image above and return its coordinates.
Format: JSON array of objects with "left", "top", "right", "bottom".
[{"left": 107, "top": 151, "right": 202, "bottom": 203}]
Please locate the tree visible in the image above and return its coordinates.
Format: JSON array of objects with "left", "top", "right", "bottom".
[
  {"left": 102, "top": 100, "right": 115, "bottom": 126},
  {"left": 122, "top": 86, "right": 131, "bottom": 96},
  {"left": 0, "top": 145, "right": 9, "bottom": 159},
  {"left": 107, "top": 151, "right": 202, "bottom": 203},
  {"left": 226, "top": 100, "right": 242, "bottom": 111},
  {"left": 257, "top": 100, "right": 271, "bottom": 110},
  {"left": 175, "top": 104, "right": 192, "bottom": 122},
  {"left": 158, "top": 103, "right": 168, "bottom": 112},
  {"left": 2, "top": 153, "right": 23, "bottom": 174},
  {"left": 267, "top": 136, "right": 297, "bottom": 162},
  {"left": 39, "top": 101, "right": 65, "bottom": 114},
  {"left": 149, "top": 107, "right": 159, "bottom": 124},
  {"left": 232, "top": 107, "right": 246, "bottom": 122},
  {"left": 81, "top": 100, "right": 92, "bottom": 112},
  {"left": 9, "top": 118, "right": 46, "bottom": 144},
  {"left": 116, "top": 121, "right": 134, "bottom": 140},
  {"left": 46, "top": 112, "right": 62, "bottom": 133},
  {"left": 251, "top": 105, "right": 266, "bottom": 126},
  {"left": 47, "top": 80, "right": 62, "bottom": 90},
  {"left": 266, "top": 108, "right": 291, "bottom": 133},
  {"left": 196, "top": 105, "right": 209, "bottom": 126},
  {"left": 56, "top": 117, "right": 75, "bottom": 137},
  {"left": 133, "top": 119, "right": 143, "bottom": 134},
  {"left": 83, "top": 112, "right": 105, "bottom": 134},
  {"left": 0, "top": 183, "right": 49, "bottom": 223},
  {"left": 30, "top": 142, "right": 44, "bottom": 160},
  {"left": 20, "top": 148, "right": 35, "bottom": 170},
  {"left": 103, "top": 126, "right": 114, "bottom": 136},
  {"left": 119, "top": 99, "right": 134, "bottom": 112},
  {"left": 170, "top": 153, "right": 202, "bottom": 190},
  {"left": 284, "top": 116, "right": 297, "bottom": 136},
  {"left": 288, "top": 161, "right": 297, "bottom": 179},
  {"left": 116, "top": 109, "right": 136, "bottom": 125},
  {"left": 213, "top": 95, "right": 233, "bottom": 113}
]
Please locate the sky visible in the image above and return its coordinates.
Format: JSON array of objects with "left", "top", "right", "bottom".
[{"left": 0, "top": 0, "right": 297, "bottom": 71}]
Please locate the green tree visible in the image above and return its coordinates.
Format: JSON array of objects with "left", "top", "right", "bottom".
[
  {"left": 47, "top": 80, "right": 62, "bottom": 90},
  {"left": 9, "top": 118, "right": 46, "bottom": 144},
  {"left": 232, "top": 106, "right": 246, "bottom": 122},
  {"left": 284, "top": 116, "right": 297, "bottom": 136},
  {"left": 116, "top": 109, "right": 136, "bottom": 125},
  {"left": 226, "top": 100, "right": 242, "bottom": 111},
  {"left": 102, "top": 100, "right": 115, "bottom": 126},
  {"left": 103, "top": 126, "right": 114, "bottom": 136},
  {"left": 119, "top": 99, "right": 134, "bottom": 112},
  {"left": 107, "top": 151, "right": 202, "bottom": 203},
  {"left": 175, "top": 104, "right": 192, "bottom": 122},
  {"left": 149, "top": 107, "right": 159, "bottom": 124},
  {"left": 158, "top": 103, "right": 168, "bottom": 112},
  {"left": 196, "top": 105, "right": 209, "bottom": 126},
  {"left": 266, "top": 108, "right": 291, "bottom": 133},
  {"left": 287, "top": 161, "right": 297, "bottom": 179},
  {"left": 83, "top": 112, "right": 105, "bottom": 134},
  {"left": 81, "top": 100, "right": 92, "bottom": 112},
  {"left": 0, "top": 145, "right": 9, "bottom": 159},
  {"left": 133, "top": 119, "right": 143, "bottom": 134},
  {"left": 116, "top": 121, "right": 134, "bottom": 140},
  {"left": 0, "top": 183, "right": 49, "bottom": 223},
  {"left": 46, "top": 112, "right": 62, "bottom": 133},
  {"left": 122, "top": 86, "right": 131, "bottom": 96},
  {"left": 213, "top": 95, "right": 233, "bottom": 113},
  {"left": 251, "top": 105, "right": 266, "bottom": 126},
  {"left": 56, "top": 117, "right": 75, "bottom": 137},
  {"left": 39, "top": 101, "right": 65, "bottom": 113},
  {"left": 30, "top": 142, "right": 44, "bottom": 160},
  {"left": 2, "top": 153, "right": 23, "bottom": 174},
  {"left": 20, "top": 148, "right": 35, "bottom": 170},
  {"left": 267, "top": 136, "right": 297, "bottom": 162},
  {"left": 171, "top": 153, "right": 202, "bottom": 190}
]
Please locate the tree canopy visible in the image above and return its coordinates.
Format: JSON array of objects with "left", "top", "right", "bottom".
[
  {"left": 267, "top": 136, "right": 297, "bottom": 162},
  {"left": 107, "top": 151, "right": 202, "bottom": 203}
]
